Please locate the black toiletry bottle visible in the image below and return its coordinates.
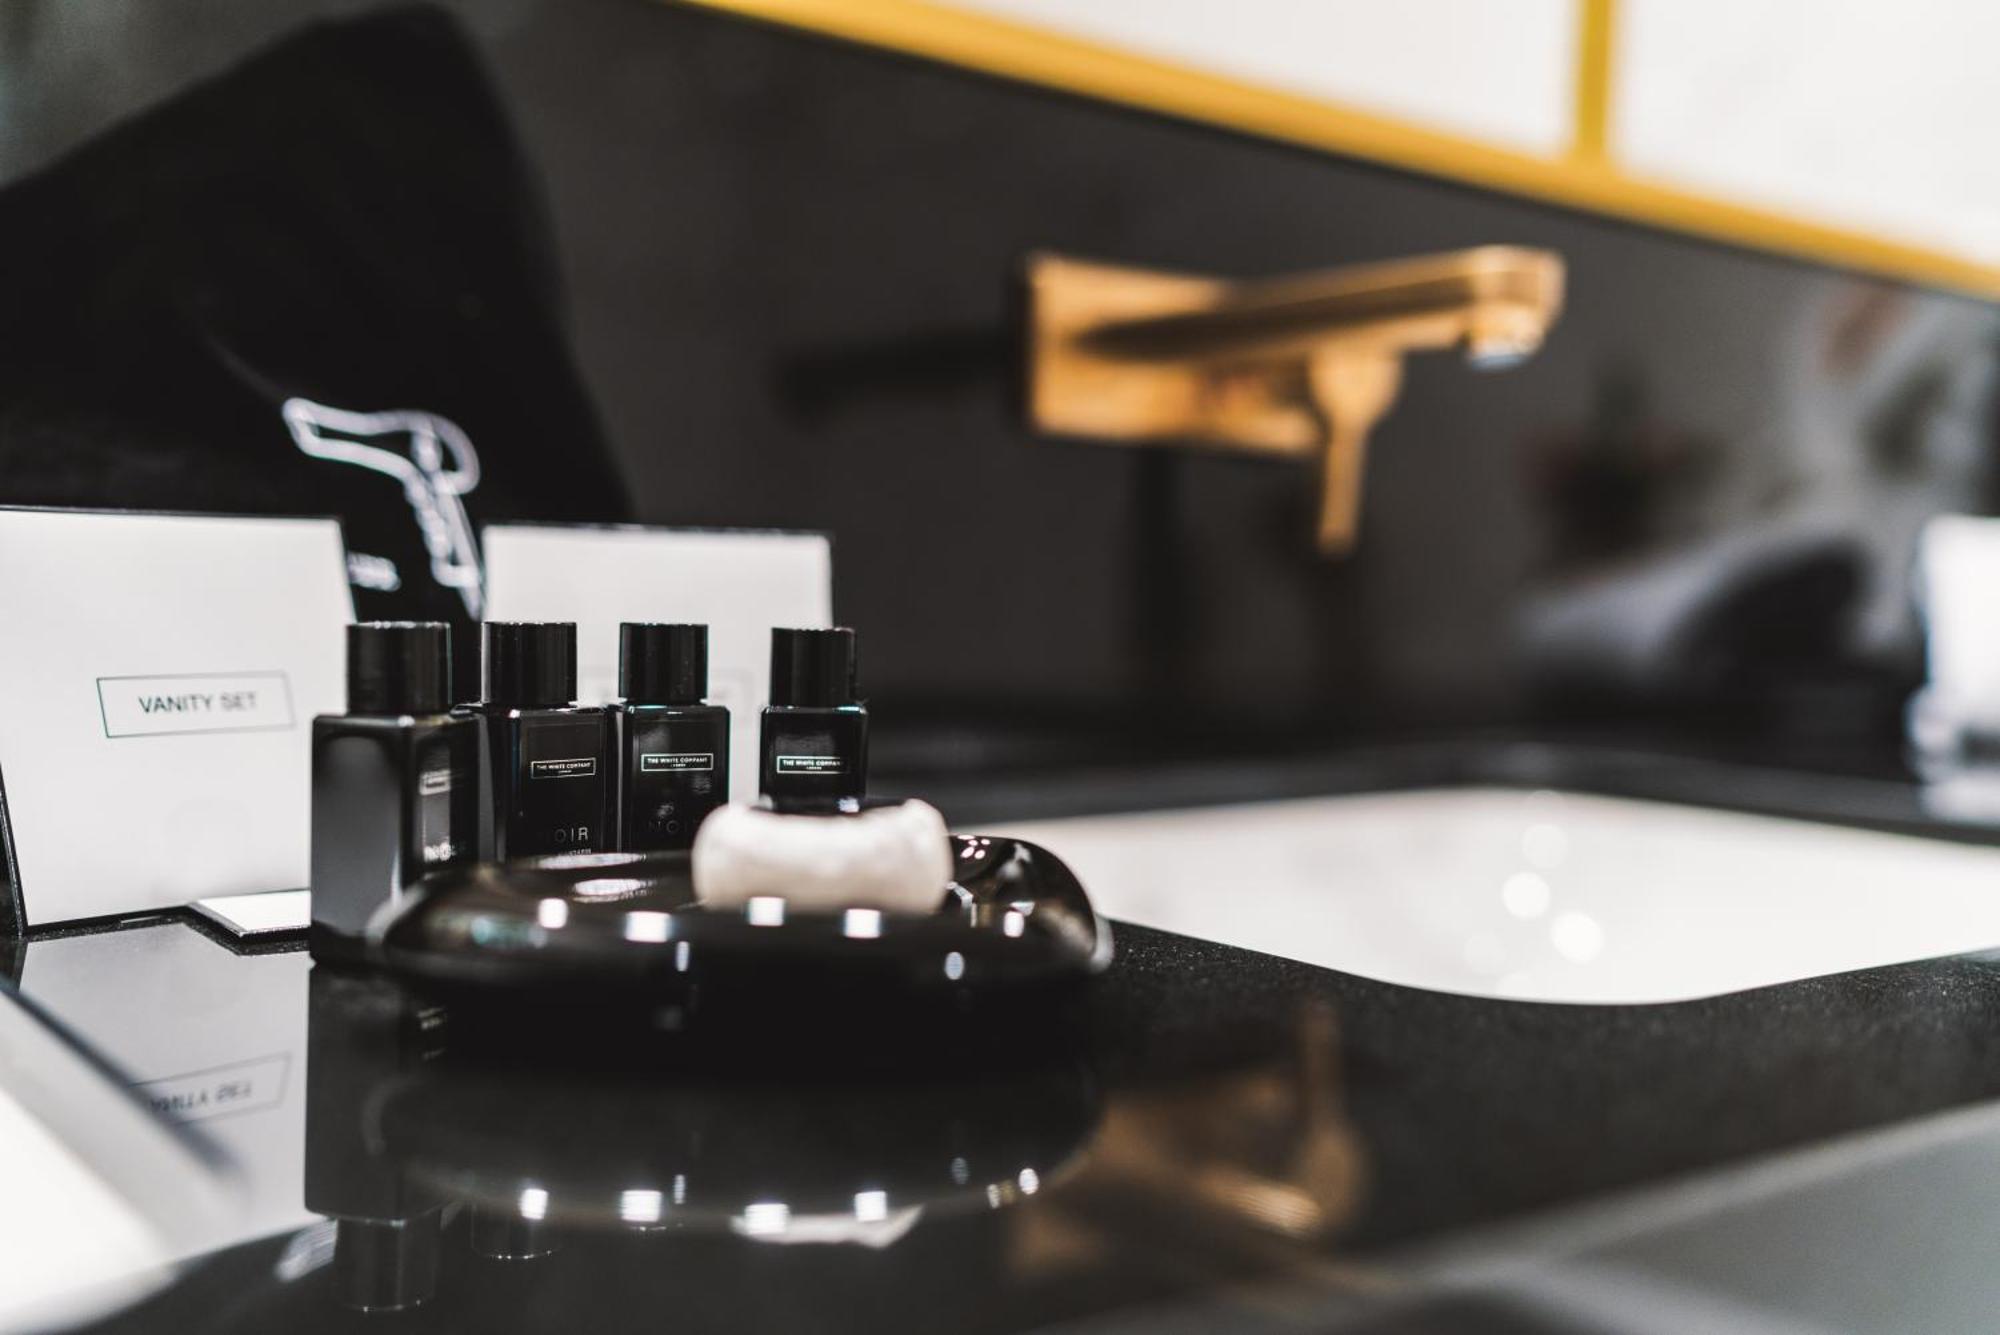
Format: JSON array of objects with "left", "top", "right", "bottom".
[
  {"left": 310, "top": 622, "right": 479, "bottom": 961},
  {"left": 612, "top": 623, "right": 731, "bottom": 851},
  {"left": 464, "top": 621, "right": 609, "bottom": 858},
  {"left": 760, "top": 627, "right": 868, "bottom": 812}
]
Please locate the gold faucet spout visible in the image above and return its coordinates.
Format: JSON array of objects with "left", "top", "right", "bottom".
[
  {"left": 1080, "top": 246, "right": 1562, "bottom": 365},
  {"left": 1026, "top": 245, "right": 1565, "bottom": 552}
]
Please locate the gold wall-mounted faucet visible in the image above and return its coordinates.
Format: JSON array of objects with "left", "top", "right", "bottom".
[{"left": 1026, "top": 245, "right": 1565, "bottom": 552}]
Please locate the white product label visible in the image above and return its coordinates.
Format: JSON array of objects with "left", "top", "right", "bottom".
[
  {"left": 529, "top": 756, "right": 598, "bottom": 780},
  {"left": 775, "top": 754, "right": 844, "bottom": 774},
  {"left": 96, "top": 672, "right": 296, "bottom": 739},
  {"left": 640, "top": 752, "right": 713, "bottom": 773}
]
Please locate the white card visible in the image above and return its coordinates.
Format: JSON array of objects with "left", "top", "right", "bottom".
[
  {"left": 0, "top": 510, "right": 352, "bottom": 928},
  {"left": 482, "top": 525, "right": 833, "bottom": 803}
]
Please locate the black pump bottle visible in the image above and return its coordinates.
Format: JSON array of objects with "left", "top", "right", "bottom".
[
  {"left": 462, "top": 621, "right": 609, "bottom": 858},
  {"left": 310, "top": 622, "right": 479, "bottom": 960},
  {"left": 759, "top": 627, "right": 868, "bottom": 812},
  {"left": 612, "top": 623, "right": 731, "bottom": 851}
]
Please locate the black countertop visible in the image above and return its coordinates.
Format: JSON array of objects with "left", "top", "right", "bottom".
[{"left": 30, "top": 742, "right": 2000, "bottom": 1333}]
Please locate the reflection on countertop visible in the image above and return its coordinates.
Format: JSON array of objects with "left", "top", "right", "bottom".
[
  {"left": 12, "top": 922, "right": 314, "bottom": 1252},
  {"left": 17, "top": 856, "right": 2000, "bottom": 1333}
]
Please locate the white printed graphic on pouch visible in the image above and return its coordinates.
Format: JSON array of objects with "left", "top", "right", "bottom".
[{"left": 282, "top": 397, "right": 485, "bottom": 617}]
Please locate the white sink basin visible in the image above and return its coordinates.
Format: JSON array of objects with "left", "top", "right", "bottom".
[{"left": 992, "top": 788, "right": 2000, "bottom": 1004}]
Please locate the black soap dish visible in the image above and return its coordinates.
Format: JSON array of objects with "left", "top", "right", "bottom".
[{"left": 375, "top": 835, "right": 1113, "bottom": 1004}]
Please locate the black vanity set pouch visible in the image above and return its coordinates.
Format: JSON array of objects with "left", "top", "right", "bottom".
[
  {"left": 0, "top": 6, "right": 630, "bottom": 700},
  {"left": 0, "top": 7, "right": 626, "bottom": 941}
]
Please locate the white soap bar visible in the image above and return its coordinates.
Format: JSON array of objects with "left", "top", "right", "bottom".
[{"left": 691, "top": 801, "right": 953, "bottom": 915}]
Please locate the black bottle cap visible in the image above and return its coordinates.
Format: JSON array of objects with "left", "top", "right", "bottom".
[
  {"left": 769, "top": 627, "right": 859, "bottom": 708},
  {"left": 482, "top": 622, "right": 577, "bottom": 707},
  {"left": 620, "top": 623, "right": 708, "bottom": 704},
  {"left": 347, "top": 622, "right": 451, "bottom": 715}
]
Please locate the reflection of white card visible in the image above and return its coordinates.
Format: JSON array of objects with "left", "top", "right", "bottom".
[
  {"left": 15, "top": 923, "right": 315, "bottom": 1254},
  {"left": 483, "top": 525, "right": 833, "bottom": 804},
  {"left": 0, "top": 509, "right": 352, "bottom": 930}
]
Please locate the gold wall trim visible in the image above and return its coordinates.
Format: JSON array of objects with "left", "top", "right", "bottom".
[
  {"left": 675, "top": 0, "right": 2000, "bottom": 302},
  {"left": 1570, "top": 0, "right": 1617, "bottom": 164}
]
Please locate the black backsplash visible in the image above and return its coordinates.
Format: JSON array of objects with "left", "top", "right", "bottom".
[{"left": 5, "top": 0, "right": 1997, "bottom": 776}]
